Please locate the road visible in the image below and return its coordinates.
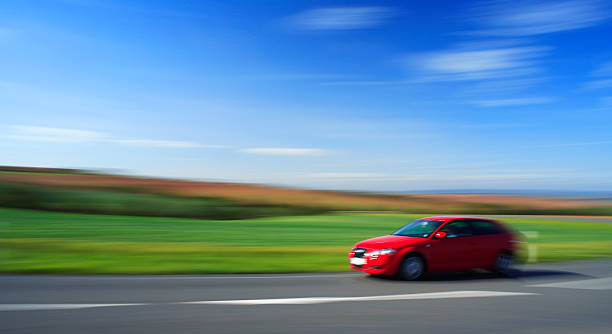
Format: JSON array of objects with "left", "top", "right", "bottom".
[{"left": 2, "top": 260, "right": 612, "bottom": 334}]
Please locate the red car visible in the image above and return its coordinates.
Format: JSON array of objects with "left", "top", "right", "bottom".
[{"left": 348, "top": 216, "right": 518, "bottom": 280}]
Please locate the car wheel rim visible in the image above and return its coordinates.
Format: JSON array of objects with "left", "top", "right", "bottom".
[
  {"left": 402, "top": 257, "right": 423, "bottom": 279},
  {"left": 497, "top": 253, "right": 513, "bottom": 271}
]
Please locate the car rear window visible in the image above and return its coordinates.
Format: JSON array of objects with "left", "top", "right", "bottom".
[{"left": 470, "top": 220, "right": 503, "bottom": 235}]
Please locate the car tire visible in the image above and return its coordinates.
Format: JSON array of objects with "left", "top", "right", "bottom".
[
  {"left": 399, "top": 255, "right": 425, "bottom": 280},
  {"left": 493, "top": 251, "right": 514, "bottom": 275}
]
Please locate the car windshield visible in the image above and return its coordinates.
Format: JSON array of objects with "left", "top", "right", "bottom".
[{"left": 392, "top": 220, "right": 445, "bottom": 238}]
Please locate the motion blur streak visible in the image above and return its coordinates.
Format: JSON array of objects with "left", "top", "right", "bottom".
[
  {"left": 1, "top": 1, "right": 611, "bottom": 332},
  {"left": 0, "top": 304, "right": 148, "bottom": 311},
  {"left": 185, "top": 291, "right": 539, "bottom": 305}
]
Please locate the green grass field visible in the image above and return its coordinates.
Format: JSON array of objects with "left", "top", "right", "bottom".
[{"left": 1, "top": 208, "right": 611, "bottom": 274}]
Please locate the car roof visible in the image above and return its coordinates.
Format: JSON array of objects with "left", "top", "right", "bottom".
[{"left": 419, "top": 216, "right": 493, "bottom": 222}]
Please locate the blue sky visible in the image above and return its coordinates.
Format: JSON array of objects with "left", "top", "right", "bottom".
[{"left": 1, "top": 0, "right": 612, "bottom": 191}]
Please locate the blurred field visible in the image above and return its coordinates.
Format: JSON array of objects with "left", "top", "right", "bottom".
[
  {"left": 2, "top": 167, "right": 612, "bottom": 218},
  {"left": 1, "top": 208, "right": 611, "bottom": 274},
  {"left": 0, "top": 182, "right": 323, "bottom": 220},
  {"left": 2, "top": 166, "right": 611, "bottom": 274}
]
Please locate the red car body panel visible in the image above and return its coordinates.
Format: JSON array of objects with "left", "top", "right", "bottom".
[{"left": 348, "top": 216, "right": 516, "bottom": 276}]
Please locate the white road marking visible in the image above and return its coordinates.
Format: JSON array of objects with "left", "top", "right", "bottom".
[
  {"left": 528, "top": 277, "right": 612, "bottom": 290},
  {"left": 182, "top": 290, "right": 539, "bottom": 305},
  {"left": 0, "top": 303, "right": 148, "bottom": 311}
]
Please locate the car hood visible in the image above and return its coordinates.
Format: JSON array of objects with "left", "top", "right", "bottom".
[{"left": 355, "top": 235, "right": 425, "bottom": 249}]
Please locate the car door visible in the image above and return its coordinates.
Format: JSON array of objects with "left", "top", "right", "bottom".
[
  {"left": 427, "top": 220, "right": 476, "bottom": 271},
  {"left": 468, "top": 219, "right": 507, "bottom": 268}
]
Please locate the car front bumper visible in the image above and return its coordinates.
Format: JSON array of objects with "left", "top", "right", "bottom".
[{"left": 348, "top": 253, "right": 399, "bottom": 275}]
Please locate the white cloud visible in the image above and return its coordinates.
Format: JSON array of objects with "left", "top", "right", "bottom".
[
  {"left": 240, "top": 148, "right": 330, "bottom": 156},
  {"left": 411, "top": 46, "right": 547, "bottom": 81},
  {"left": 286, "top": 7, "right": 392, "bottom": 30},
  {"left": 320, "top": 79, "right": 417, "bottom": 86},
  {"left": 6, "top": 125, "right": 105, "bottom": 142},
  {"left": 470, "top": 0, "right": 610, "bottom": 36},
  {"left": 5, "top": 125, "right": 224, "bottom": 149},
  {"left": 584, "top": 61, "right": 612, "bottom": 89},
  {"left": 441, "top": 122, "right": 529, "bottom": 129},
  {"left": 6, "top": 127, "right": 330, "bottom": 156},
  {"left": 111, "top": 139, "right": 223, "bottom": 149},
  {"left": 458, "top": 77, "right": 545, "bottom": 96},
  {"left": 593, "top": 60, "right": 612, "bottom": 76},
  {"left": 582, "top": 79, "right": 612, "bottom": 90},
  {"left": 533, "top": 140, "right": 612, "bottom": 148},
  {"left": 469, "top": 97, "right": 555, "bottom": 107},
  {"left": 240, "top": 72, "right": 346, "bottom": 81},
  {"left": 308, "top": 173, "right": 388, "bottom": 179},
  {"left": 600, "top": 96, "right": 612, "bottom": 108}
]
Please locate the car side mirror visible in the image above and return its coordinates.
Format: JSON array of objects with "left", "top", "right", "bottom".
[{"left": 434, "top": 231, "right": 447, "bottom": 239}]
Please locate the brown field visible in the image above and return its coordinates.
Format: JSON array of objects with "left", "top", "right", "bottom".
[{"left": 1, "top": 166, "right": 610, "bottom": 213}]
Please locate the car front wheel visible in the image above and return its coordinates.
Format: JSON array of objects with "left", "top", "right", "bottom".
[{"left": 399, "top": 255, "right": 425, "bottom": 280}]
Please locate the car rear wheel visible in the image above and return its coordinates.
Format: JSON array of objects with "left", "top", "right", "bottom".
[
  {"left": 494, "top": 252, "right": 514, "bottom": 275},
  {"left": 399, "top": 255, "right": 425, "bottom": 280}
]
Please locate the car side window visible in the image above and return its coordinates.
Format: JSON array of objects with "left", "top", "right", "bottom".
[
  {"left": 439, "top": 221, "right": 473, "bottom": 238},
  {"left": 470, "top": 220, "right": 502, "bottom": 235}
]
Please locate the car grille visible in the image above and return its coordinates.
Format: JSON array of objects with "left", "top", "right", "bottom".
[{"left": 353, "top": 248, "right": 367, "bottom": 258}]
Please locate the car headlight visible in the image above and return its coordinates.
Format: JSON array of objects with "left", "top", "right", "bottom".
[{"left": 369, "top": 249, "right": 396, "bottom": 256}]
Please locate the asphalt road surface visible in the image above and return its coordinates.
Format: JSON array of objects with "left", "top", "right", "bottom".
[{"left": 2, "top": 260, "right": 612, "bottom": 334}]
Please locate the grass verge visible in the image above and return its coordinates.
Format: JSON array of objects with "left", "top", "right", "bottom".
[{"left": 1, "top": 208, "right": 611, "bottom": 274}]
